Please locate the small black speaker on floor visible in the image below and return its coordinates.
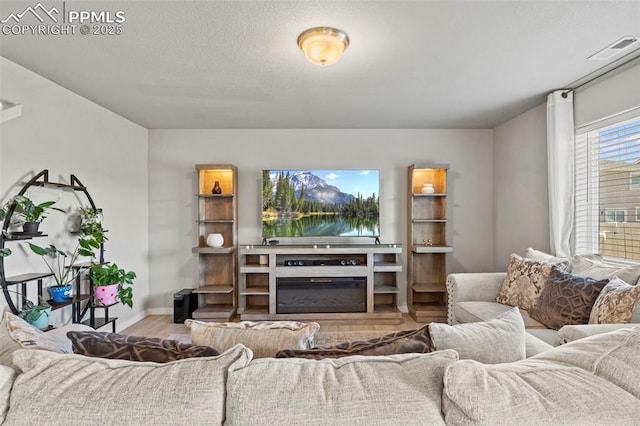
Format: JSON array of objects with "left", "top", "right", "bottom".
[{"left": 173, "top": 289, "right": 197, "bottom": 324}]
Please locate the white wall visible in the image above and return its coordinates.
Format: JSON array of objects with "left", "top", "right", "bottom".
[
  {"left": 148, "top": 129, "right": 494, "bottom": 311},
  {"left": 574, "top": 61, "right": 640, "bottom": 128},
  {"left": 0, "top": 57, "right": 149, "bottom": 331},
  {"left": 492, "top": 104, "right": 549, "bottom": 270}
]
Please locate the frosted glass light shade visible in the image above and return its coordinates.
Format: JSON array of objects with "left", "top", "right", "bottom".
[{"left": 297, "top": 27, "right": 349, "bottom": 66}]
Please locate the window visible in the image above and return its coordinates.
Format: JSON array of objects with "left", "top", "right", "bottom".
[
  {"left": 575, "top": 116, "right": 640, "bottom": 260},
  {"left": 603, "top": 208, "right": 626, "bottom": 223}
]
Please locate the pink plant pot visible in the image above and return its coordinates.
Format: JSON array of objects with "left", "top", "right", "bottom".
[{"left": 94, "top": 284, "right": 119, "bottom": 306}]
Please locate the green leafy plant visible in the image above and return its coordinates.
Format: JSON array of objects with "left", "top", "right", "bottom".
[
  {"left": 28, "top": 230, "right": 105, "bottom": 287},
  {"left": 90, "top": 263, "right": 136, "bottom": 308},
  {"left": 19, "top": 296, "right": 51, "bottom": 324},
  {"left": 0, "top": 195, "right": 64, "bottom": 224},
  {"left": 79, "top": 207, "right": 107, "bottom": 238}
]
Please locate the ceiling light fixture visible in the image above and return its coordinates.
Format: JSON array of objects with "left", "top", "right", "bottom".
[{"left": 297, "top": 27, "right": 349, "bottom": 66}]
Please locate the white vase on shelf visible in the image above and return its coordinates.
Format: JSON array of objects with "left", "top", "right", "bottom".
[
  {"left": 206, "top": 233, "right": 224, "bottom": 248},
  {"left": 421, "top": 183, "right": 435, "bottom": 194}
]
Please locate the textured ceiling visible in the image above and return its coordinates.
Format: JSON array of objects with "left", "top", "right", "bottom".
[{"left": 0, "top": 0, "right": 639, "bottom": 129}]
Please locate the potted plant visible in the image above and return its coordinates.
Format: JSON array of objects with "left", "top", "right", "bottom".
[
  {"left": 90, "top": 263, "right": 135, "bottom": 308},
  {"left": 19, "top": 296, "right": 52, "bottom": 330},
  {"left": 0, "top": 195, "right": 64, "bottom": 233},
  {"left": 28, "top": 229, "right": 106, "bottom": 303}
]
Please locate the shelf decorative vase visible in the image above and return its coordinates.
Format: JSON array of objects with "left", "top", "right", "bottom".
[
  {"left": 27, "top": 307, "right": 51, "bottom": 330},
  {"left": 49, "top": 285, "right": 72, "bottom": 303},
  {"left": 94, "top": 283, "right": 119, "bottom": 306},
  {"left": 206, "top": 233, "right": 224, "bottom": 248},
  {"left": 421, "top": 183, "right": 435, "bottom": 194},
  {"left": 212, "top": 181, "right": 222, "bottom": 195}
]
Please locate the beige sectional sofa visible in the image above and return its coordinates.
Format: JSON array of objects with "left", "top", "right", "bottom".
[
  {"left": 446, "top": 249, "right": 640, "bottom": 353},
  {"left": 1, "top": 326, "right": 640, "bottom": 425},
  {"left": 446, "top": 271, "right": 636, "bottom": 347}
]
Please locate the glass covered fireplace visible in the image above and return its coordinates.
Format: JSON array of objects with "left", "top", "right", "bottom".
[{"left": 276, "top": 276, "right": 366, "bottom": 314}]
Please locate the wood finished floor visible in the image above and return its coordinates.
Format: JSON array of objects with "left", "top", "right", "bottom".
[{"left": 121, "top": 314, "right": 424, "bottom": 339}]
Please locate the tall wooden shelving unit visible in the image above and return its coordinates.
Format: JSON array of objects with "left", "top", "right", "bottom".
[
  {"left": 191, "top": 164, "right": 237, "bottom": 321},
  {"left": 407, "top": 164, "right": 452, "bottom": 323}
]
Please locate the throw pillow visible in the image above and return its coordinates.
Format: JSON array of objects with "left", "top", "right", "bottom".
[
  {"left": 428, "top": 307, "right": 526, "bottom": 364},
  {"left": 67, "top": 331, "right": 220, "bottom": 362},
  {"left": 524, "top": 247, "right": 569, "bottom": 266},
  {"left": 275, "top": 325, "right": 431, "bottom": 359},
  {"left": 442, "top": 353, "right": 640, "bottom": 424},
  {"left": 0, "top": 365, "right": 15, "bottom": 424},
  {"left": 535, "top": 326, "right": 640, "bottom": 399},
  {"left": 2, "top": 311, "right": 70, "bottom": 354},
  {"left": 185, "top": 320, "right": 320, "bottom": 358},
  {"left": 588, "top": 278, "right": 640, "bottom": 324},
  {"left": 226, "top": 350, "right": 458, "bottom": 425},
  {"left": 497, "top": 254, "right": 554, "bottom": 311},
  {"left": 4, "top": 345, "right": 251, "bottom": 425},
  {"left": 0, "top": 313, "right": 22, "bottom": 368},
  {"left": 569, "top": 255, "right": 640, "bottom": 284},
  {"left": 529, "top": 266, "right": 608, "bottom": 330}
]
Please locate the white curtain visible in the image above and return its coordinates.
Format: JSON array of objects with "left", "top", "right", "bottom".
[{"left": 547, "top": 91, "right": 575, "bottom": 257}]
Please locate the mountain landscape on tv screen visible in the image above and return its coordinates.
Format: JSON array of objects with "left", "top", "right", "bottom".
[{"left": 262, "top": 170, "right": 380, "bottom": 238}]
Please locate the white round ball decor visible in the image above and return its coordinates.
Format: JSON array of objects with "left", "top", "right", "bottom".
[{"left": 206, "top": 233, "right": 224, "bottom": 248}]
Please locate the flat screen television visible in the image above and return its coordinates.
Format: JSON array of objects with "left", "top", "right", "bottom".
[{"left": 262, "top": 169, "right": 380, "bottom": 238}]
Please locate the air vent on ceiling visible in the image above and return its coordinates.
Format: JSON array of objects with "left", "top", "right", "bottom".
[{"left": 588, "top": 36, "right": 640, "bottom": 60}]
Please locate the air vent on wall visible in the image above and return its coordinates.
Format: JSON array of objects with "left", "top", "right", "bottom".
[{"left": 588, "top": 36, "right": 640, "bottom": 60}]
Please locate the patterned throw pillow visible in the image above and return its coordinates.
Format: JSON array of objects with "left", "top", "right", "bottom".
[
  {"left": 529, "top": 266, "right": 608, "bottom": 330},
  {"left": 589, "top": 278, "right": 640, "bottom": 324},
  {"left": 275, "top": 325, "right": 431, "bottom": 359},
  {"left": 3, "top": 312, "right": 70, "bottom": 354},
  {"left": 185, "top": 320, "right": 320, "bottom": 358},
  {"left": 67, "top": 331, "right": 219, "bottom": 362},
  {"left": 497, "top": 254, "right": 555, "bottom": 311}
]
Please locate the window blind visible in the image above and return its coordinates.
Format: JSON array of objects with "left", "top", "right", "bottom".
[{"left": 575, "top": 117, "right": 640, "bottom": 260}]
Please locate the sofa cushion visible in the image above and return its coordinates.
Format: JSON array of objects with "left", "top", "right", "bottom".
[
  {"left": 529, "top": 266, "right": 608, "bottom": 330},
  {"left": 67, "top": 331, "right": 220, "bottom": 362},
  {"left": 4, "top": 345, "right": 251, "bottom": 425},
  {"left": 185, "top": 320, "right": 319, "bottom": 358},
  {"left": 557, "top": 323, "right": 640, "bottom": 344},
  {"left": 535, "top": 326, "right": 640, "bottom": 399},
  {"left": 497, "top": 254, "right": 555, "bottom": 311},
  {"left": 454, "top": 301, "right": 546, "bottom": 328},
  {"left": 524, "top": 331, "right": 554, "bottom": 355},
  {"left": 226, "top": 350, "right": 458, "bottom": 425},
  {"left": 0, "top": 313, "right": 22, "bottom": 368},
  {"left": 429, "top": 307, "right": 526, "bottom": 363},
  {"left": 275, "top": 325, "right": 431, "bottom": 359},
  {"left": 524, "top": 247, "right": 569, "bottom": 265},
  {"left": 569, "top": 255, "right": 640, "bottom": 284},
  {"left": 588, "top": 278, "right": 640, "bottom": 324},
  {"left": 442, "top": 357, "right": 640, "bottom": 424},
  {"left": 0, "top": 365, "right": 14, "bottom": 425},
  {"left": 523, "top": 328, "right": 559, "bottom": 346}
]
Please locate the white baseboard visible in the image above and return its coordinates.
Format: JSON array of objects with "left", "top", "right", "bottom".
[
  {"left": 147, "top": 308, "right": 173, "bottom": 315},
  {"left": 113, "top": 311, "right": 149, "bottom": 333}
]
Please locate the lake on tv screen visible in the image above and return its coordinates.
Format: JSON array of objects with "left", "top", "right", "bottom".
[{"left": 262, "top": 169, "right": 380, "bottom": 238}]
